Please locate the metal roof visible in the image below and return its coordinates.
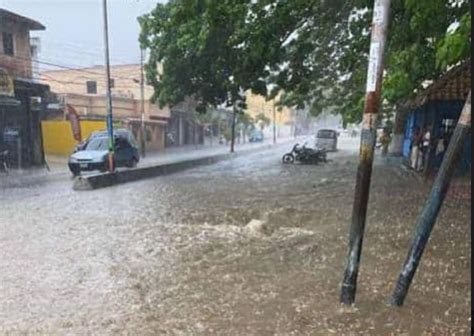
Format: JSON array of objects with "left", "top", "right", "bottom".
[
  {"left": 0, "top": 8, "right": 45, "bottom": 30},
  {"left": 400, "top": 60, "right": 471, "bottom": 111}
]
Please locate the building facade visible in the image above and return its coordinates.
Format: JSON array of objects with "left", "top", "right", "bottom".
[
  {"left": 245, "top": 91, "right": 295, "bottom": 138},
  {"left": 0, "top": 8, "right": 49, "bottom": 168},
  {"left": 40, "top": 64, "right": 171, "bottom": 151}
]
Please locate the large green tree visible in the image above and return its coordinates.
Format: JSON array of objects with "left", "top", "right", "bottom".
[
  {"left": 138, "top": 0, "right": 273, "bottom": 108},
  {"left": 139, "top": 0, "right": 470, "bottom": 126}
]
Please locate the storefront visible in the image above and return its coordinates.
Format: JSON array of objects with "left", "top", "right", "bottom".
[
  {"left": 401, "top": 61, "right": 471, "bottom": 175},
  {"left": 164, "top": 109, "right": 204, "bottom": 148},
  {"left": 0, "top": 69, "right": 50, "bottom": 168}
]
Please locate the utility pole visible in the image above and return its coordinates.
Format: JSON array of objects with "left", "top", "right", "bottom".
[
  {"left": 272, "top": 99, "right": 276, "bottom": 144},
  {"left": 390, "top": 91, "right": 471, "bottom": 306},
  {"left": 340, "top": 0, "right": 391, "bottom": 305},
  {"left": 102, "top": 0, "right": 114, "bottom": 172},
  {"left": 140, "top": 48, "right": 146, "bottom": 158}
]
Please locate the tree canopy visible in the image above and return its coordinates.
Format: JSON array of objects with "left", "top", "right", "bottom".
[{"left": 139, "top": 0, "right": 471, "bottom": 125}]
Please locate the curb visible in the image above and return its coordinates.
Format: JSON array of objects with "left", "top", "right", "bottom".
[{"left": 73, "top": 143, "right": 278, "bottom": 191}]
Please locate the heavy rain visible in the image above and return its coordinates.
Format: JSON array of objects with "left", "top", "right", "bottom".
[
  {"left": 0, "top": 0, "right": 471, "bottom": 335},
  {"left": 0, "top": 136, "right": 470, "bottom": 334}
]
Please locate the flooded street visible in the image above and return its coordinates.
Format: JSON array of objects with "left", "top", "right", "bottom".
[{"left": 0, "top": 137, "right": 470, "bottom": 335}]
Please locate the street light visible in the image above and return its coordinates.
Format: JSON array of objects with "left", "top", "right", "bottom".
[{"left": 102, "top": 0, "right": 114, "bottom": 172}]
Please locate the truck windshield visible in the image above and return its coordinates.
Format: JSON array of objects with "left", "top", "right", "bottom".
[{"left": 317, "top": 130, "right": 336, "bottom": 139}]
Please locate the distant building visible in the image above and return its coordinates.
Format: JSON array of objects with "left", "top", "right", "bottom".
[
  {"left": 245, "top": 91, "right": 295, "bottom": 138},
  {"left": 0, "top": 8, "right": 50, "bottom": 167},
  {"left": 41, "top": 64, "right": 205, "bottom": 150},
  {"left": 0, "top": 8, "right": 45, "bottom": 78}
]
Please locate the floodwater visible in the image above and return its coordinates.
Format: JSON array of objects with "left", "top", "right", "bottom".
[{"left": 0, "top": 137, "right": 470, "bottom": 335}]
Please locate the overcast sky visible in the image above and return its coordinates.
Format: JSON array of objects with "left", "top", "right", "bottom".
[{"left": 0, "top": 0, "right": 166, "bottom": 70}]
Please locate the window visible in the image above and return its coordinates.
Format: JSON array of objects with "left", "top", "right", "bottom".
[
  {"left": 317, "top": 130, "right": 336, "bottom": 139},
  {"left": 86, "top": 81, "right": 97, "bottom": 94},
  {"left": 2, "top": 32, "right": 14, "bottom": 56}
]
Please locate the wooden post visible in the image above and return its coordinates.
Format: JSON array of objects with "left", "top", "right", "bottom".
[
  {"left": 340, "top": 0, "right": 391, "bottom": 305},
  {"left": 390, "top": 91, "right": 471, "bottom": 306}
]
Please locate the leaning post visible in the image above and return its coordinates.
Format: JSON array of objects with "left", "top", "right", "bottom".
[
  {"left": 390, "top": 91, "right": 471, "bottom": 306},
  {"left": 340, "top": 0, "right": 391, "bottom": 305}
]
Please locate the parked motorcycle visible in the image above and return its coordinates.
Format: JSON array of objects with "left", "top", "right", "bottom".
[{"left": 282, "top": 143, "right": 327, "bottom": 164}]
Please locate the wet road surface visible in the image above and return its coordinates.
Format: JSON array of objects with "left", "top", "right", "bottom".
[{"left": 0, "top": 138, "right": 470, "bottom": 335}]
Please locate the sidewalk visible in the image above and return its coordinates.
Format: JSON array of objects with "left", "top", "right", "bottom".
[
  {"left": 139, "top": 137, "right": 296, "bottom": 167},
  {"left": 0, "top": 137, "right": 298, "bottom": 188},
  {"left": 45, "top": 136, "right": 297, "bottom": 168}
]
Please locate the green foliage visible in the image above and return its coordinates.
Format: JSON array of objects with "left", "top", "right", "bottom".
[
  {"left": 139, "top": 0, "right": 470, "bottom": 125},
  {"left": 254, "top": 113, "right": 271, "bottom": 130},
  {"left": 237, "top": 112, "right": 254, "bottom": 127},
  {"left": 381, "top": 0, "right": 470, "bottom": 105},
  {"left": 436, "top": 12, "right": 471, "bottom": 69},
  {"left": 139, "top": 0, "right": 272, "bottom": 112}
]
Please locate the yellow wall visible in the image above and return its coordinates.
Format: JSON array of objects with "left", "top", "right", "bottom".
[
  {"left": 245, "top": 91, "right": 294, "bottom": 126},
  {"left": 41, "top": 120, "right": 106, "bottom": 156}
]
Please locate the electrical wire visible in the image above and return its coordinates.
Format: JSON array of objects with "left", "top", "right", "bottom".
[
  {"left": 44, "top": 39, "right": 140, "bottom": 64},
  {"left": 6, "top": 53, "right": 140, "bottom": 81}
]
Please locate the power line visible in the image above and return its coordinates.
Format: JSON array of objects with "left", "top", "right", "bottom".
[
  {"left": 7, "top": 53, "right": 141, "bottom": 81},
  {"left": 41, "top": 43, "right": 139, "bottom": 66},
  {"left": 37, "top": 72, "right": 141, "bottom": 88}
]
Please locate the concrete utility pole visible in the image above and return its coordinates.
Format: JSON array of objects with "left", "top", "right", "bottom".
[
  {"left": 390, "top": 91, "right": 471, "bottom": 306},
  {"left": 340, "top": 0, "right": 391, "bottom": 305},
  {"left": 140, "top": 48, "right": 146, "bottom": 158},
  {"left": 273, "top": 100, "right": 276, "bottom": 144},
  {"left": 102, "top": 0, "right": 114, "bottom": 172}
]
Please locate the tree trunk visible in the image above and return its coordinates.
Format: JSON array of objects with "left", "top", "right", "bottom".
[{"left": 230, "top": 106, "right": 236, "bottom": 153}]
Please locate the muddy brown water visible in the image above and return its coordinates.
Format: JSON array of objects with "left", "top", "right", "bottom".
[{"left": 0, "top": 141, "right": 470, "bottom": 335}]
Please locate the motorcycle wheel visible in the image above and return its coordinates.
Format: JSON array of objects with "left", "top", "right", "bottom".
[{"left": 282, "top": 153, "right": 294, "bottom": 164}]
